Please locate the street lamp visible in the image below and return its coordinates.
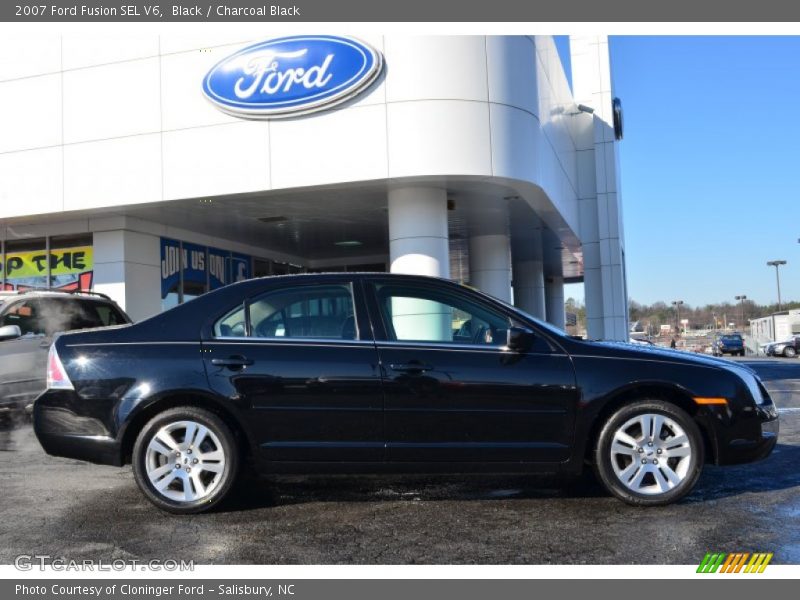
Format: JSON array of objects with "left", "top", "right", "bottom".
[
  {"left": 735, "top": 295, "right": 747, "bottom": 331},
  {"left": 766, "top": 260, "right": 787, "bottom": 311},
  {"left": 672, "top": 300, "right": 684, "bottom": 334}
]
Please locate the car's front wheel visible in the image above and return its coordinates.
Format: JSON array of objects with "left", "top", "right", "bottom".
[
  {"left": 132, "top": 406, "right": 239, "bottom": 514},
  {"left": 593, "top": 400, "right": 704, "bottom": 506}
]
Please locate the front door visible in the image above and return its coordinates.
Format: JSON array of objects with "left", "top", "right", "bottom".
[
  {"left": 204, "top": 280, "right": 384, "bottom": 462},
  {"left": 365, "top": 279, "right": 578, "bottom": 463},
  {"left": 0, "top": 299, "right": 50, "bottom": 409}
]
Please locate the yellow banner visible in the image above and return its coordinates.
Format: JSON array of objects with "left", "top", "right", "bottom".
[{"left": 1, "top": 246, "right": 93, "bottom": 279}]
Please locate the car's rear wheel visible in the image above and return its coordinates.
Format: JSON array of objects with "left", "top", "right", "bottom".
[
  {"left": 593, "top": 400, "right": 704, "bottom": 506},
  {"left": 132, "top": 406, "right": 239, "bottom": 514},
  {"left": 785, "top": 347, "right": 797, "bottom": 358}
]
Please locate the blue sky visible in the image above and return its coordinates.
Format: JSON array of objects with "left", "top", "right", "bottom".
[{"left": 558, "top": 36, "right": 800, "bottom": 308}]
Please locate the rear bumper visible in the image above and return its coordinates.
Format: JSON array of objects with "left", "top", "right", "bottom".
[{"left": 32, "top": 390, "right": 123, "bottom": 466}]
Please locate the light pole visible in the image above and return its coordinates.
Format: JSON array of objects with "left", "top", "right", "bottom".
[
  {"left": 672, "top": 300, "right": 684, "bottom": 334},
  {"left": 735, "top": 295, "right": 747, "bottom": 331},
  {"left": 766, "top": 260, "right": 787, "bottom": 311}
]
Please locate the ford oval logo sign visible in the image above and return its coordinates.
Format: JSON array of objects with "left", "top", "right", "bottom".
[{"left": 202, "top": 35, "right": 383, "bottom": 119}]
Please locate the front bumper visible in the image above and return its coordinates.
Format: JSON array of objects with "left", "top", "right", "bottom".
[{"left": 715, "top": 404, "right": 779, "bottom": 465}]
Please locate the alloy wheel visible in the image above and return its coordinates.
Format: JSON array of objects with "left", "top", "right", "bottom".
[
  {"left": 144, "top": 420, "right": 227, "bottom": 502},
  {"left": 609, "top": 413, "right": 692, "bottom": 495}
]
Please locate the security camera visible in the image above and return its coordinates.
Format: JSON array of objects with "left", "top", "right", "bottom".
[{"left": 576, "top": 104, "right": 595, "bottom": 114}]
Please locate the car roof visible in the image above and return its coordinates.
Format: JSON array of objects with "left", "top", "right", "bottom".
[{"left": 0, "top": 290, "right": 115, "bottom": 303}]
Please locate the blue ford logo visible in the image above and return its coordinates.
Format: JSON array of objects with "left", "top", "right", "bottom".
[{"left": 202, "top": 35, "right": 383, "bottom": 118}]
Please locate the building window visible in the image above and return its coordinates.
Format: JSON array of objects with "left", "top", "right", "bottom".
[{"left": 1, "top": 234, "right": 93, "bottom": 292}]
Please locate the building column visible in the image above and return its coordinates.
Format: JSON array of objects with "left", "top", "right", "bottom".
[
  {"left": 571, "top": 34, "right": 628, "bottom": 341},
  {"left": 388, "top": 186, "right": 450, "bottom": 278},
  {"left": 93, "top": 230, "right": 162, "bottom": 322},
  {"left": 512, "top": 259, "right": 546, "bottom": 320},
  {"left": 387, "top": 186, "right": 451, "bottom": 341},
  {"left": 545, "top": 275, "right": 566, "bottom": 331},
  {"left": 469, "top": 234, "right": 511, "bottom": 303}
]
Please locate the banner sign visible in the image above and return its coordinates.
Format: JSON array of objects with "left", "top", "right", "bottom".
[
  {"left": 161, "top": 238, "right": 252, "bottom": 299},
  {"left": 1, "top": 245, "right": 94, "bottom": 291},
  {"left": 0, "top": 246, "right": 93, "bottom": 280}
]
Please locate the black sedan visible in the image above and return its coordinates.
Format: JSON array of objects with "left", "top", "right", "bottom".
[{"left": 33, "top": 274, "right": 778, "bottom": 513}]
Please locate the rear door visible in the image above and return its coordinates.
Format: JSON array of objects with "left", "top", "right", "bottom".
[{"left": 203, "top": 278, "right": 385, "bottom": 462}]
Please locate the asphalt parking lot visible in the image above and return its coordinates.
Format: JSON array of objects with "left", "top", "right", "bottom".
[{"left": 1, "top": 358, "right": 798, "bottom": 565}]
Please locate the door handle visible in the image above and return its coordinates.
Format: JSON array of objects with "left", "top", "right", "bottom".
[
  {"left": 390, "top": 362, "right": 433, "bottom": 374},
  {"left": 211, "top": 355, "right": 254, "bottom": 369}
]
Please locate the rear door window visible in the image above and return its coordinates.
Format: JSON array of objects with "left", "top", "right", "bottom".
[{"left": 213, "top": 284, "right": 358, "bottom": 341}]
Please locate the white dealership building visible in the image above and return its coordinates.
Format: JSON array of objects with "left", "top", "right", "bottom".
[{"left": 0, "top": 34, "right": 628, "bottom": 339}]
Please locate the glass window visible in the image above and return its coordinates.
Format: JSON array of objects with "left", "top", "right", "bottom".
[
  {"left": 214, "top": 304, "right": 247, "bottom": 338},
  {"left": 32, "top": 298, "right": 127, "bottom": 334},
  {"left": 0, "top": 300, "right": 44, "bottom": 336},
  {"left": 373, "top": 283, "right": 511, "bottom": 346},
  {"left": 248, "top": 284, "right": 357, "bottom": 340}
]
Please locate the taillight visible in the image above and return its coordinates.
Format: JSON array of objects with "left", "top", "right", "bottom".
[{"left": 46, "top": 344, "right": 74, "bottom": 390}]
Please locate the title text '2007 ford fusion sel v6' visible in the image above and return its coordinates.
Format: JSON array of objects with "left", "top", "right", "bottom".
[{"left": 33, "top": 274, "right": 778, "bottom": 513}]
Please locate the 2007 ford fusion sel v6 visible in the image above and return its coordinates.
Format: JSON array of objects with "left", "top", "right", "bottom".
[{"left": 32, "top": 274, "right": 778, "bottom": 514}]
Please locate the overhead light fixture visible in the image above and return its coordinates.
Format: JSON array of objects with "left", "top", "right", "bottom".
[
  {"left": 335, "top": 240, "right": 363, "bottom": 247},
  {"left": 257, "top": 216, "right": 288, "bottom": 224}
]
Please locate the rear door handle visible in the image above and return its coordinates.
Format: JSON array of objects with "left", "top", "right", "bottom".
[
  {"left": 390, "top": 362, "right": 433, "bottom": 374},
  {"left": 211, "top": 355, "right": 254, "bottom": 369}
]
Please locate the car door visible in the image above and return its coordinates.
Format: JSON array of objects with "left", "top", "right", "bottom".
[
  {"left": 203, "top": 278, "right": 385, "bottom": 462},
  {"left": 0, "top": 299, "right": 50, "bottom": 409},
  {"left": 365, "top": 278, "right": 578, "bottom": 463}
]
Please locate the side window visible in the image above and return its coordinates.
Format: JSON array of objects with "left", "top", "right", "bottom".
[
  {"left": 0, "top": 300, "right": 44, "bottom": 336},
  {"left": 213, "top": 284, "right": 358, "bottom": 341},
  {"left": 214, "top": 304, "right": 247, "bottom": 338},
  {"left": 249, "top": 284, "right": 357, "bottom": 340},
  {"left": 372, "top": 283, "right": 511, "bottom": 346}
]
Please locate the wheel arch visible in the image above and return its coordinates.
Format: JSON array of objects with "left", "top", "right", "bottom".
[
  {"left": 119, "top": 392, "right": 256, "bottom": 466},
  {"left": 583, "top": 382, "right": 717, "bottom": 466}
]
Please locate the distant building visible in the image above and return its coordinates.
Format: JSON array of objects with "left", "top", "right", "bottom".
[{"left": 750, "top": 310, "right": 800, "bottom": 343}]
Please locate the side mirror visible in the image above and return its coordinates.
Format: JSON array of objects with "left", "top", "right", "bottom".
[
  {"left": 506, "top": 326, "right": 535, "bottom": 352},
  {"left": 0, "top": 324, "right": 22, "bottom": 341}
]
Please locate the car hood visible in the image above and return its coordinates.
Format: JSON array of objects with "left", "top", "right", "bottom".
[{"left": 570, "top": 339, "right": 756, "bottom": 375}]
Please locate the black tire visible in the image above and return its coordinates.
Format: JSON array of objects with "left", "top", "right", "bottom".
[
  {"left": 132, "top": 406, "right": 239, "bottom": 514},
  {"left": 784, "top": 347, "right": 797, "bottom": 359},
  {"left": 593, "top": 400, "right": 704, "bottom": 506}
]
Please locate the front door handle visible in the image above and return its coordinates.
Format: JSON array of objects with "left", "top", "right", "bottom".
[
  {"left": 211, "top": 355, "right": 254, "bottom": 369},
  {"left": 390, "top": 362, "right": 433, "bottom": 374}
]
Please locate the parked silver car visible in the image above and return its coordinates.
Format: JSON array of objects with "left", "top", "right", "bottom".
[{"left": 0, "top": 290, "right": 130, "bottom": 413}]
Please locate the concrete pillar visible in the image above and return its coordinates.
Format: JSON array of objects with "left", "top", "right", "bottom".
[
  {"left": 469, "top": 234, "right": 511, "bottom": 303},
  {"left": 545, "top": 275, "right": 566, "bottom": 331},
  {"left": 387, "top": 186, "right": 451, "bottom": 341},
  {"left": 388, "top": 186, "right": 450, "bottom": 278},
  {"left": 570, "top": 34, "right": 628, "bottom": 341},
  {"left": 512, "top": 259, "right": 546, "bottom": 320},
  {"left": 93, "top": 230, "right": 162, "bottom": 322}
]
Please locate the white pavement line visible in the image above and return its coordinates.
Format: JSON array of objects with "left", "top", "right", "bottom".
[{"left": 777, "top": 407, "right": 800, "bottom": 414}]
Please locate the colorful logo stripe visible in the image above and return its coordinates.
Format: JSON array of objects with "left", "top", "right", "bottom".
[{"left": 697, "top": 552, "right": 773, "bottom": 573}]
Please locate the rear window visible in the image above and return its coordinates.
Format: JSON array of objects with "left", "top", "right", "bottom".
[{"left": 720, "top": 335, "right": 742, "bottom": 341}]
